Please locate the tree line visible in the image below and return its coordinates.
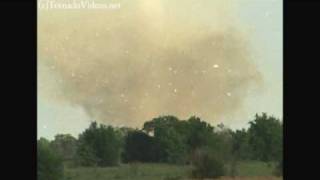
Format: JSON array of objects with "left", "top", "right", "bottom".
[{"left": 38, "top": 113, "right": 283, "bottom": 179}]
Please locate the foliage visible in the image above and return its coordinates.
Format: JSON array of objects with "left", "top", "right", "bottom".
[
  {"left": 37, "top": 138, "right": 64, "bottom": 180},
  {"left": 122, "top": 130, "right": 157, "bottom": 162},
  {"left": 231, "top": 129, "right": 252, "bottom": 160},
  {"left": 51, "top": 134, "right": 77, "bottom": 161},
  {"left": 143, "top": 115, "right": 180, "bottom": 134},
  {"left": 185, "top": 116, "right": 214, "bottom": 152},
  {"left": 191, "top": 149, "right": 226, "bottom": 179},
  {"left": 154, "top": 126, "right": 188, "bottom": 164},
  {"left": 76, "top": 122, "right": 122, "bottom": 167},
  {"left": 142, "top": 116, "right": 187, "bottom": 163},
  {"left": 38, "top": 112, "right": 283, "bottom": 178},
  {"left": 141, "top": 115, "right": 215, "bottom": 164},
  {"left": 248, "top": 113, "right": 283, "bottom": 162}
]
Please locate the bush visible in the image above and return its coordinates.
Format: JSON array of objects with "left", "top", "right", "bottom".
[
  {"left": 191, "top": 149, "right": 226, "bottom": 179},
  {"left": 37, "top": 138, "right": 64, "bottom": 180}
]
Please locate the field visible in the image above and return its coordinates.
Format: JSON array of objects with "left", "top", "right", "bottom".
[{"left": 64, "top": 161, "right": 282, "bottom": 180}]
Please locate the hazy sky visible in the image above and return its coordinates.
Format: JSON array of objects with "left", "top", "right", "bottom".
[{"left": 38, "top": 0, "right": 282, "bottom": 140}]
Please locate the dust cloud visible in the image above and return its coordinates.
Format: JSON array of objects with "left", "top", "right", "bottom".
[{"left": 38, "top": 0, "right": 263, "bottom": 127}]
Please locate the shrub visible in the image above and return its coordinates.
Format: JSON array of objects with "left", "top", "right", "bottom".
[
  {"left": 191, "top": 149, "right": 226, "bottom": 179},
  {"left": 37, "top": 138, "right": 64, "bottom": 180}
]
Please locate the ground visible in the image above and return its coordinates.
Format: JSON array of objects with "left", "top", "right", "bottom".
[{"left": 64, "top": 161, "right": 282, "bottom": 180}]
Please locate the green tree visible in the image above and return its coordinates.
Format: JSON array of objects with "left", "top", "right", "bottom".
[
  {"left": 122, "top": 130, "right": 157, "bottom": 162},
  {"left": 143, "top": 115, "right": 196, "bottom": 163},
  {"left": 76, "top": 122, "right": 122, "bottom": 167},
  {"left": 155, "top": 126, "right": 188, "bottom": 164},
  {"left": 183, "top": 116, "right": 217, "bottom": 165},
  {"left": 143, "top": 116, "right": 187, "bottom": 163},
  {"left": 185, "top": 116, "right": 214, "bottom": 151},
  {"left": 37, "top": 138, "right": 64, "bottom": 180},
  {"left": 50, "top": 134, "right": 77, "bottom": 161},
  {"left": 231, "top": 129, "right": 251, "bottom": 160},
  {"left": 114, "top": 127, "right": 131, "bottom": 161},
  {"left": 248, "top": 113, "right": 283, "bottom": 162},
  {"left": 143, "top": 115, "right": 180, "bottom": 135},
  {"left": 142, "top": 115, "right": 216, "bottom": 164}
]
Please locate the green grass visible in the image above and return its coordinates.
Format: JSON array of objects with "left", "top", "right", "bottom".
[
  {"left": 231, "top": 161, "right": 277, "bottom": 176},
  {"left": 64, "top": 161, "right": 279, "bottom": 180},
  {"left": 65, "top": 163, "right": 192, "bottom": 180}
]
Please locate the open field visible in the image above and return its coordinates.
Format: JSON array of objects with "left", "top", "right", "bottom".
[
  {"left": 64, "top": 161, "right": 282, "bottom": 180},
  {"left": 218, "top": 177, "right": 281, "bottom": 180}
]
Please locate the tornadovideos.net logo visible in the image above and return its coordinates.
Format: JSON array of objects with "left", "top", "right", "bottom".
[{"left": 38, "top": 0, "right": 121, "bottom": 10}]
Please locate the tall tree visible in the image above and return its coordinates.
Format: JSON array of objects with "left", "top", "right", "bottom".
[
  {"left": 38, "top": 138, "right": 64, "bottom": 180},
  {"left": 186, "top": 116, "right": 214, "bottom": 151},
  {"left": 76, "top": 122, "right": 122, "bottom": 167},
  {"left": 50, "top": 134, "right": 77, "bottom": 161},
  {"left": 248, "top": 113, "right": 283, "bottom": 162},
  {"left": 122, "top": 130, "right": 157, "bottom": 162},
  {"left": 231, "top": 129, "right": 251, "bottom": 160}
]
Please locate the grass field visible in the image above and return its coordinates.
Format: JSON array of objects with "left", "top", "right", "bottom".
[{"left": 64, "top": 161, "right": 282, "bottom": 180}]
